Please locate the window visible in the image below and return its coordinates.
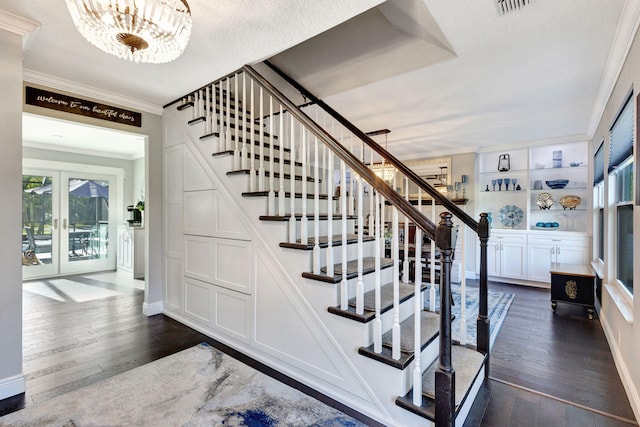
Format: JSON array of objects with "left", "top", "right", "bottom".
[
  {"left": 609, "top": 94, "right": 634, "bottom": 295},
  {"left": 594, "top": 141, "right": 605, "bottom": 262}
]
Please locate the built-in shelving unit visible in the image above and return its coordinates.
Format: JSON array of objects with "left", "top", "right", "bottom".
[{"left": 476, "top": 141, "right": 591, "bottom": 284}]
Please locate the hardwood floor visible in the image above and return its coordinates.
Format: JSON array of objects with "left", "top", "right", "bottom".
[
  {"left": 1, "top": 272, "right": 638, "bottom": 426},
  {"left": 465, "top": 280, "right": 637, "bottom": 426}
]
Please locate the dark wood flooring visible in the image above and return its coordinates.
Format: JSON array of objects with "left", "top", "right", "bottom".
[
  {"left": 0, "top": 273, "right": 638, "bottom": 427},
  {"left": 465, "top": 280, "right": 637, "bottom": 426}
]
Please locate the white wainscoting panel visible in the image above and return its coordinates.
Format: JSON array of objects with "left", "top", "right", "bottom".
[
  {"left": 184, "top": 235, "right": 215, "bottom": 283},
  {"left": 183, "top": 145, "right": 215, "bottom": 191},
  {"left": 164, "top": 257, "right": 183, "bottom": 312},
  {"left": 215, "top": 287, "right": 251, "bottom": 343},
  {"left": 214, "top": 191, "right": 251, "bottom": 240},
  {"left": 184, "top": 277, "right": 212, "bottom": 324},
  {"left": 253, "top": 254, "right": 344, "bottom": 383},
  {"left": 163, "top": 119, "right": 184, "bottom": 148},
  {"left": 183, "top": 190, "right": 250, "bottom": 240},
  {"left": 163, "top": 145, "right": 183, "bottom": 204},
  {"left": 184, "top": 190, "right": 216, "bottom": 236},
  {"left": 184, "top": 236, "right": 253, "bottom": 295},
  {"left": 215, "top": 239, "right": 253, "bottom": 294},
  {"left": 165, "top": 203, "right": 183, "bottom": 258}
]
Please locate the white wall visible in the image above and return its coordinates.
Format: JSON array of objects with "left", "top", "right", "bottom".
[
  {"left": 591, "top": 26, "right": 640, "bottom": 421},
  {"left": 0, "top": 28, "right": 26, "bottom": 399}
]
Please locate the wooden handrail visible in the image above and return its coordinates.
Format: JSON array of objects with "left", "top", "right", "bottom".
[
  {"left": 264, "top": 60, "right": 479, "bottom": 234},
  {"left": 243, "top": 65, "right": 437, "bottom": 239}
]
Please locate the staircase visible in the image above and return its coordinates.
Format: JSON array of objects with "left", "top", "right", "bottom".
[{"left": 162, "top": 63, "right": 492, "bottom": 426}]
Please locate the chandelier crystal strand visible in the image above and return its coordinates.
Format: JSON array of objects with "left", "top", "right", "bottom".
[{"left": 66, "top": 0, "right": 192, "bottom": 63}]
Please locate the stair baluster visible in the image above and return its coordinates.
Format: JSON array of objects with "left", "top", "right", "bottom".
[
  {"left": 429, "top": 200, "right": 437, "bottom": 312},
  {"left": 300, "top": 127, "right": 308, "bottom": 245},
  {"left": 241, "top": 75, "right": 248, "bottom": 169},
  {"left": 204, "top": 85, "right": 211, "bottom": 135},
  {"left": 413, "top": 226, "right": 423, "bottom": 406},
  {"left": 373, "top": 190, "right": 382, "bottom": 353},
  {"left": 278, "top": 105, "right": 285, "bottom": 216},
  {"left": 355, "top": 172, "right": 364, "bottom": 315},
  {"left": 268, "top": 95, "right": 276, "bottom": 215},
  {"left": 258, "top": 87, "right": 266, "bottom": 191},
  {"left": 326, "top": 150, "right": 334, "bottom": 277},
  {"left": 402, "top": 176, "right": 410, "bottom": 284},
  {"left": 312, "top": 135, "right": 320, "bottom": 274},
  {"left": 234, "top": 75, "right": 240, "bottom": 170},
  {"left": 340, "top": 159, "right": 348, "bottom": 311},
  {"left": 459, "top": 218, "right": 467, "bottom": 345},
  {"left": 288, "top": 116, "right": 297, "bottom": 243},
  {"left": 368, "top": 146, "right": 375, "bottom": 237},
  {"left": 391, "top": 205, "right": 401, "bottom": 360},
  {"left": 348, "top": 135, "right": 355, "bottom": 216},
  {"left": 225, "top": 77, "right": 232, "bottom": 152},
  {"left": 249, "top": 79, "right": 256, "bottom": 191}
]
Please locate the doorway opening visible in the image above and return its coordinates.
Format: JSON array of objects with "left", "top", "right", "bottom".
[{"left": 22, "top": 113, "right": 147, "bottom": 286}]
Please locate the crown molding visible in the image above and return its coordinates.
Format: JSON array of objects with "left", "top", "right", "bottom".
[
  {"left": 0, "top": 10, "right": 39, "bottom": 36},
  {"left": 586, "top": 0, "right": 640, "bottom": 138},
  {"left": 23, "top": 69, "right": 163, "bottom": 115}
]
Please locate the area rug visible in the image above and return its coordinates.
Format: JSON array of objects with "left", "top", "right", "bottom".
[
  {"left": 423, "top": 284, "right": 515, "bottom": 348},
  {"left": 0, "top": 343, "right": 366, "bottom": 426}
]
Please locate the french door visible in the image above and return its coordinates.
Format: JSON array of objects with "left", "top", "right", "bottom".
[{"left": 22, "top": 168, "right": 117, "bottom": 279}]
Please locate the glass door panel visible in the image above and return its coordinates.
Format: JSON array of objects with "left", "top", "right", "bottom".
[
  {"left": 22, "top": 170, "right": 117, "bottom": 279},
  {"left": 60, "top": 173, "right": 116, "bottom": 274},
  {"left": 22, "top": 171, "right": 60, "bottom": 279}
]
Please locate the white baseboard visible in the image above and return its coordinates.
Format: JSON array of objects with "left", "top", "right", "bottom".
[
  {"left": 143, "top": 300, "right": 164, "bottom": 316},
  {"left": 0, "top": 374, "right": 25, "bottom": 400},
  {"left": 600, "top": 313, "right": 640, "bottom": 423}
]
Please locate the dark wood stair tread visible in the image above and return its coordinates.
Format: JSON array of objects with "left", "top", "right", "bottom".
[
  {"left": 302, "top": 257, "right": 393, "bottom": 284},
  {"left": 228, "top": 169, "right": 320, "bottom": 183},
  {"left": 358, "top": 310, "right": 440, "bottom": 370},
  {"left": 328, "top": 282, "right": 426, "bottom": 323},
  {"left": 280, "top": 234, "right": 374, "bottom": 250},
  {"left": 260, "top": 214, "right": 357, "bottom": 221},
  {"left": 395, "top": 346, "right": 487, "bottom": 421},
  {"left": 201, "top": 130, "right": 279, "bottom": 142},
  {"left": 242, "top": 191, "right": 337, "bottom": 200}
]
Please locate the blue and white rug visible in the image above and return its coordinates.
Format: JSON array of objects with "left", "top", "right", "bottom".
[
  {"left": 423, "top": 284, "right": 515, "bottom": 348},
  {"left": 0, "top": 343, "right": 366, "bottom": 426}
]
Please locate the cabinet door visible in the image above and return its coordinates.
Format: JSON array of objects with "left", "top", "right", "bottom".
[
  {"left": 500, "top": 240, "right": 527, "bottom": 279},
  {"left": 486, "top": 239, "right": 501, "bottom": 277},
  {"left": 557, "top": 241, "right": 589, "bottom": 265},
  {"left": 527, "top": 241, "right": 554, "bottom": 282}
]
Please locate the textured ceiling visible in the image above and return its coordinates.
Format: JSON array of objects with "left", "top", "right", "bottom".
[{"left": 2, "top": 0, "right": 637, "bottom": 159}]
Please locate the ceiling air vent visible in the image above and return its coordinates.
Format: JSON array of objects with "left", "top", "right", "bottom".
[{"left": 496, "top": 0, "right": 534, "bottom": 15}]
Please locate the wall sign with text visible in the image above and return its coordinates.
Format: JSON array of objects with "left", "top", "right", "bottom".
[{"left": 25, "top": 86, "right": 142, "bottom": 127}]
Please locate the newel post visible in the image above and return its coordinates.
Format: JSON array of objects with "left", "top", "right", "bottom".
[
  {"left": 435, "top": 212, "right": 457, "bottom": 427},
  {"left": 477, "top": 213, "right": 491, "bottom": 377}
]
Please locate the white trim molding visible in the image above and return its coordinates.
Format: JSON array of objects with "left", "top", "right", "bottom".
[
  {"left": 0, "top": 374, "right": 25, "bottom": 400},
  {"left": 23, "top": 69, "right": 163, "bottom": 116},
  {"left": 0, "top": 10, "right": 39, "bottom": 36},
  {"left": 587, "top": 0, "right": 640, "bottom": 138},
  {"left": 143, "top": 300, "right": 164, "bottom": 316}
]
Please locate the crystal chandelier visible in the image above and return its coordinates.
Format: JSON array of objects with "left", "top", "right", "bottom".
[
  {"left": 65, "top": 0, "right": 193, "bottom": 64},
  {"left": 367, "top": 129, "right": 395, "bottom": 182}
]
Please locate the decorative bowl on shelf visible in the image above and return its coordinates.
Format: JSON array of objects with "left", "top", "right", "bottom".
[
  {"left": 559, "top": 195, "right": 582, "bottom": 210},
  {"left": 536, "top": 192, "right": 554, "bottom": 210},
  {"left": 545, "top": 179, "right": 569, "bottom": 189},
  {"left": 498, "top": 204, "right": 524, "bottom": 228},
  {"left": 569, "top": 162, "right": 583, "bottom": 167},
  {"left": 535, "top": 222, "right": 560, "bottom": 229}
]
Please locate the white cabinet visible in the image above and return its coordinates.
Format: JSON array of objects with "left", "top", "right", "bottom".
[
  {"left": 117, "top": 226, "right": 145, "bottom": 279},
  {"left": 486, "top": 232, "right": 527, "bottom": 280},
  {"left": 527, "top": 235, "right": 589, "bottom": 282}
]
